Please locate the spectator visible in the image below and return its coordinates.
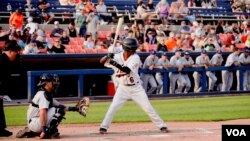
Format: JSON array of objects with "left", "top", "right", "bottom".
[
  {"left": 86, "top": 10, "right": 100, "bottom": 41},
  {"left": 94, "top": 40, "right": 103, "bottom": 49},
  {"left": 83, "top": 35, "right": 94, "bottom": 49},
  {"left": 165, "top": 32, "right": 177, "bottom": 52},
  {"left": 68, "top": 22, "right": 77, "bottom": 37},
  {"left": 36, "top": 35, "right": 48, "bottom": 49},
  {"left": 103, "top": 34, "right": 113, "bottom": 47},
  {"left": 37, "top": 0, "right": 55, "bottom": 24},
  {"left": 147, "top": 0, "right": 155, "bottom": 10},
  {"left": 157, "top": 38, "right": 167, "bottom": 52},
  {"left": 245, "top": 34, "right": 250, "bottom": 47},
  {"left": 194, "top": 0, "right": 202, "bottom": 7},
  {"left": 135, "top": 30, "right": 144, "bottom": 44},
  {"left": 145, "top": 31, "right": 157, "bottom": 45},
  {"left": 146, "top": 22, "right": 157, "bottom": 35},
  {"left": 110, "top": 26, "right": 117, "bottom": 40},
  {"left": 120, "top": 26, "right": 129, "bottom": 41},
  {"left": 47, "top": 39, "right": 66, "bottom": 53},
  {"left": 155, "top": 0, "right": 169, "bottom": 23},
  {"left": 50, "top": 21, "right": 64, "bottom": 38},
  {"left": 177, "top": 1, "right": 195, "bottom": 23},
  {"left": 60, "top": 31, "right": 70, "bottom": 45},
  {"left": 96, "top": 0, "right": 113, "bottom": 24},
  {"left": 24, "top": 0, "right": 36, "bottom": 17},
  {"left": 9, "top": 8, "right": 24, "bottom": 30},
  {"left": 76, "top": 6, "right": 87, "bottom": 37},
  {"left": 210, "top": 0, "right": 217, "bottom": 8},
  {"left": 85, "top": 0, "right": 96, "bottom": 12},
  {"left": 127, "top": 30, "right": 134, "bottom": 38},
  {"left": 59, "top": 0, "right": 71, "bottom": 5},
  {"left": 216, "top": 21, "right": 224, "bottom": 34},
  {"left": 169, "top": 2, "right": 179, "bottom": 19},
  {"left": 203, "top": 37, "right": 216, "bottom": 51},
  {"left": 188, "top": 0, "right": 196, "bottom": 7},
  {"left": 24, "top": 17, "right": 38, "bottom": 35},
  {"left": 21, "top": 28, "right": 31, "bottom": 45},
  {"left": 23, "top": 39, "right": 39, "bottom": 54},
  {"left": 137, "top": 1, "right": 157, "bottom": 19}
]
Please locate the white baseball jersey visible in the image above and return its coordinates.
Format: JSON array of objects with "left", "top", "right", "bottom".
[
  {"left": 225, "top": 53, "right": 239, "bottom": 66},
  {"left": 239, "top": 53, "right": 250, "bottom": 64},
  {"left": 210, "top": 54, "right": 224, "bottom": 65},
  {"left": 195, "top": 55, "right": 210, "bottom": 65},
  {"left": 27, "top": 91, "right": 59, "bottom": 121},
  {"left": 105, "top": 52, "right": 142, "bottom": 86},
  {"left": 156, "top": 58, "right": 170, "bottom": 67}
]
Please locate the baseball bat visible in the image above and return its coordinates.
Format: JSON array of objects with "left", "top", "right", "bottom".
[{"left": 113, "top": 17, "right": 124, "bottom": 50}]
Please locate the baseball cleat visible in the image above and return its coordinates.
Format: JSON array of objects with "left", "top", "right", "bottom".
[
  {"left": 99, "top": 128, "right": 107, "bottom": 134},
  {"left": 160, "top": 127, "right": 169, "bottom": 133},
  {"left": 16, "top": 127, "right": 33, "bottom": 138},
  {"left": 0, "top": 129, "right": 12, "bottom": 137}
]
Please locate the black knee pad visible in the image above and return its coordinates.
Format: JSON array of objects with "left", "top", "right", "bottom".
[{"left": 46, "top": 108, "right": 65, "bottom": 136}]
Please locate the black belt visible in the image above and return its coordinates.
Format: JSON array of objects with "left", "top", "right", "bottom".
[
  {"left": 29, "top": 119, "right": 32, "bottom": 123},
  {"left": 124, "top": 84, "right": 135, "bottom": 86}
]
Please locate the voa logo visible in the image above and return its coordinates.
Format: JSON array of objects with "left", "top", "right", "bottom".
[{"left": 226, "top": 129, "right": 247, "bottom": 136}]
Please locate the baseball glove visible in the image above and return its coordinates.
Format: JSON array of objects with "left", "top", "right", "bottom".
[{"left": 76, "top": 97, "right": 90, "bottom": 117}]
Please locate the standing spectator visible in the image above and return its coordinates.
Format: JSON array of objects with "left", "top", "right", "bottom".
[
  {"left": 86, "top": 10, "right": 100, "bottom": 41},
  {"left": 68, "top": 22, "right": 77, "bottom": 37},
  {"left": 47, "top": 39, "right": 66, "bottom": 53},
  {"left": 221, "top": 47, "right": 240, "bottom": 91},
  {"left": 237, "top": 47, "right": 250, "bottom": 91},
  {"left": 96, "top": 0, "right": 113, "bottom": 24},
  {"left": 37, "top": 0, "right": 55, "bottom": 24},
  {"left": 76, "top": 7, "right": 87, "bottom": 37},
  {"left": 60, "top": 31, "right": 70, "bottom": 45},
  {"left": 24, "top": 17, "right": 38, "bottom": 35},
  {"left": 50, "top": 21, "right": 64, "bottom": 38},
  {"left": 23, "top": 39, "right": 39, "bottom": 54},
  {"left": 0, "top": 42, "right": 21, "bottom": 137},
  {"left": 141, "top": 50, "right": 159, "bottom": 95},
  {"left": 9, "top": 8, "right": 24, "bottom": 30}
]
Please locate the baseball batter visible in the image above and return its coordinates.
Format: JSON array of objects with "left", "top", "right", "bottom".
[
  {"left": 155, "top": 52, "right": 171, "bottom": 94},
  {"left": 169, "top": 49, "right": 187, "bottom": 94},
  {"left": 99, "top": 38, "right": 168, "bottom": 134},
  {"left": 16, "top": 74, "right": 90, "bottom": 139},
  {"left": 221, "top": 47, "right": 240, "bottom": 91},
  {"left": 210, "top": 50, "right": 224, "bottom": 91},
  {"left": 237, "top": 47, "right": 250, "bottom": 90},
  {"left": 193, "top": 49, "right": 216, "bottom": 92},
  {"left": 180, "top": 51, "right": 194, "bottom": 93},
  {"left": 141, "top": 50, "right": 159, "bottom": 95}
]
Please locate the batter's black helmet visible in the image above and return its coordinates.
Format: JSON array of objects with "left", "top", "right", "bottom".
[
  {"left": 37, "top": 73, "right": 54, "bottom": 87},
  {"left": 122, "top": 38, "right": 139, "bottom": 52}
]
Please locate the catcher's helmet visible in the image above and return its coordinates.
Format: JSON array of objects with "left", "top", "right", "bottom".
[
  {"left": 122, "top": 38, "right": 139, "bottom": 52},
  {"left": 37, "top": 73, "right": 54, "bottom": 87}
]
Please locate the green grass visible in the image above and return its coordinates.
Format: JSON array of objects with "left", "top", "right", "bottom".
[{"left": 4, "top": 95, "right": 250, "bottom": 126}]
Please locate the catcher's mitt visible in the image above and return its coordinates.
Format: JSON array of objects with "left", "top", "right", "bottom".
[{"left": 76, "top": 97, "right": 90, "bottom": 117}]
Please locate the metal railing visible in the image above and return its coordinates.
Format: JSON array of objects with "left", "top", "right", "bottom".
[{"left": 27, "top": 66, "right": 250, "bottom": 100}]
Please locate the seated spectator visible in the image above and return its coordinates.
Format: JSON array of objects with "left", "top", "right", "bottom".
[
  {"left": 127, "top": 30, "right": 134, "bottom": 38},
  {"left": 37, "top": 0, "right": 55, "bottom": 24},
  {"left": 155, "top": 0, "right": 169, "bottom": 19},
  {"left": 245, "top": 34, "right": 250, "bottom": 47},
  {"left": 60, "top": 31, "right": 70, "bottom": 44},
  {"left": 21, "top": 28, "right": 31, "bottom": 45},
  {"left": 47, "top": 38, "right": 66, "bottom": 53},
  {"left": 24, "top": 17, "right": 38, "bottom": 35},
  {"left": 145, "top": 31, "right": 157, "bottom": 45},
  {"left": 137, "top": 1, "right": 157, "bottom": 19},
  {"left": 177, "top": 1, "right": 195, "bottom": 23},
  {"left": 110, "top": 26, "right": 117, "bottom": 40},
  {"left": 94, "top": 40, "right": 103, "bottom": 49},
  {"left": 96, "top": 0, "right": 113, "bottom": 24},
  {"left": 50, "top": 21, "right": 64, "bottom": 38},
  {"left": 120, "top": 26, "right": 129, "bottom": 41},
  {"left": 194, "top": 0, "right": 202, "bottom": 7},
  {"left": 103, "top": 34, "right": 113, "bottom": 47},
  {"left": 146, "top": 22, "right": 157, "bottom": 35},
  {"left": 135, "top": 30, "right": 144, "bottom": 44},
  {"left": 188, "top": 0, "right": 196, "bottom": 7},
  {"left": 36, "top": 35, "right": 48, "bottom": 49},
  {"left": 68, "top": 22, "right": 77, "bottom": 37},
  {"left": 9, "top": 8, "right": 24, "bottom": 30},
  {"left": 85, "top": 0, "right": 96, "bottom": 12},
  {"left": 216, "top": 21, "right": 224, "bottom": 34},
  {"left": 59, "top": 0, "right": 70, "bottom": 5},
  {"left": 157, "top": 38, "right": 168, "bottom": 52},
  {"left": 84, "top": 35, "right": 94, "bottom": 48},
  {"left": 204, "top": 37, "right": 216, "bottom": 51},
  {"left": 165, "top": 32, "right": 177, "bottom": 52},
  {"left": 210, "top": 0, "right": 217, "bottom": 8},
  {"left": 231, "top": 1, "right": 246, "bottom": 20},
  {"left": 147, "top": 0, "right": 155, "bottom": 10},
  {"left": 24, "top": 0, "right": 36, "bottom": 17},
  {"left": 23, "top": 39, "right": 39, "bottom": 54}
]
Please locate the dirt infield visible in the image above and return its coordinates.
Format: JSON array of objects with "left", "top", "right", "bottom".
[{"left": 1, "top": 119, "right": 249, "bottom": 141}]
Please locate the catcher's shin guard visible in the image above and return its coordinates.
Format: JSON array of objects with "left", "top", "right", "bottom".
[{"left": 46, "top": 107, "right": 65, "bottom": 137}]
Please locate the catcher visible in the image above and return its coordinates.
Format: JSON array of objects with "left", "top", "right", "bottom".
[{"left": 16, "top": 73, "right": 90, "bottom": 139}]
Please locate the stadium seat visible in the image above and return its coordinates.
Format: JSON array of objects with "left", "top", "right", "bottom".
[
  {"left": 97, "top": 48, "right": 108, "bottom": 53},
  {"left": 85, "top": 48, "right": 98, "bottom": 54}
]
